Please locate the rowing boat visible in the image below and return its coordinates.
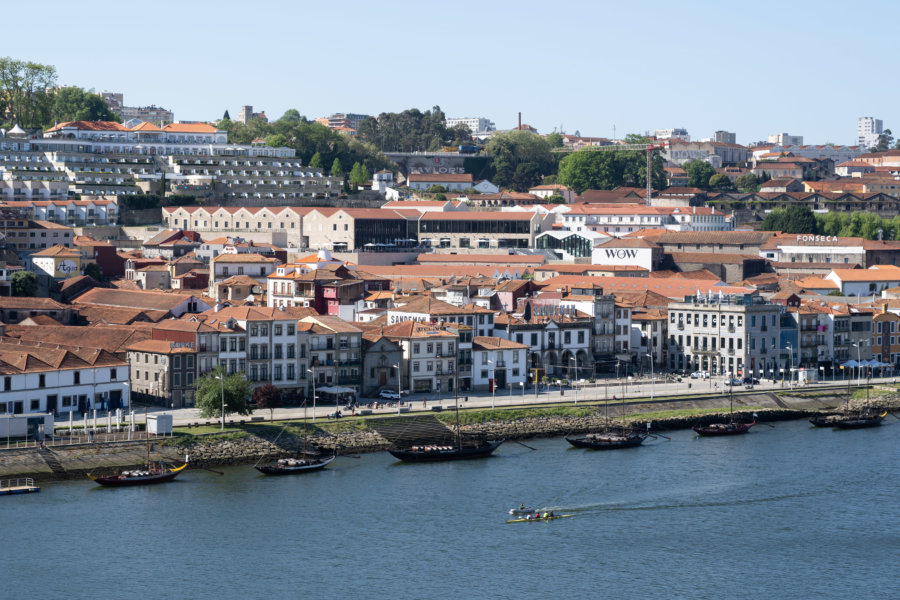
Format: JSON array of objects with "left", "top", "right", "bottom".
[{"left": 506, "top": 514, "right": 574, "bottom": 524}]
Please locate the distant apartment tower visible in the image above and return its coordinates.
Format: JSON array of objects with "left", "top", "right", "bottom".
[
  {"left": 714, "top": 130, "right": 736, "bottom": 144},
  {"left": 445, "top": 117, "right": 496, "bottom": 134},
  {"left": 237, "top": 105, "right": 268, "bottom": 124},
  {"left": 99, "top": 91, "right": 173, "bottom": 126},
  {"left": 314, "top": 113, "right": 370, "bottom": 136},
  {"left": 858, "top": 117, "right": 884, "bottom": 149},
  {"left": 655, "top": 128, "right": 690, "bottom": 141},
  {"left": 767, "top": 133, "right": 803, "bottom": 146}
]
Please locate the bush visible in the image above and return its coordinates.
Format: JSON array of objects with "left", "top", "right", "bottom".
[{"left": 118, "top": 194, "right": 161, "bottom": 210}]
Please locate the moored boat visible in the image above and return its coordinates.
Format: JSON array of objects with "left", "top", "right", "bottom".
[
  {"left": 389, "top": 440, "right": 503, "bottom": 462},
  {"left": 832, "top": 411, "right": 886, "bottom": 429},
  {"left": 809, "top": 413, "right": 839, "bottom": 427},
  {"left": 255, "top": 455, "right": 335, "bottom": 475},
  {"left": 691, "top": 420, "right": 755, "bottom": 437},
  {"left": 566, "top": 429, "right": 648, "bottom": 450},
  {"left": 88, "top": 462, "right": 187, "bottom": 486}
]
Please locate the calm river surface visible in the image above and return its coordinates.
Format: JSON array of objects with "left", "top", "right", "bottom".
[{"left": 4, "top": 420, "right": 899, "bottom": 599}]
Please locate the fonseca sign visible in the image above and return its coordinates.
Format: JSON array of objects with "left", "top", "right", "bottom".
[{"left": 796, "top": 235, "right": 838, "bottom": 243}]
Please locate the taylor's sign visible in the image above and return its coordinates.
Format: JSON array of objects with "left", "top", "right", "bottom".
[{"left": 795, "top": 235, "right": 837, "bottom": 243}]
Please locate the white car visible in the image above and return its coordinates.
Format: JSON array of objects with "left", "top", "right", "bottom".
[
  {"left": 379, "top": 389, "right": 400, "bottom": 400},
  {"left": 690, "top": 371, "right": 709, "bottom": 379}
]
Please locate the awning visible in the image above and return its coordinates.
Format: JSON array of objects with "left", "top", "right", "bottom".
[
  {"left": 317, "top": 386, "right": 356, "bottom": 394},
  {"left": 842, "top": 360, "right": 859, "bottom": 367}
]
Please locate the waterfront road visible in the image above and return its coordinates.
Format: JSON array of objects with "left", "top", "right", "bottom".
[{"left": 130, "top": 374, "right": 888, "bottom": 428}]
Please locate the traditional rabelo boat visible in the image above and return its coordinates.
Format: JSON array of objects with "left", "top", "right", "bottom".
[
  {"left": 88, "top": 432, "right": 187, "bottom": 487},
  {"left": 255, "top": 455, "right": 335, "bottom": 475},
  {"left": 812, "top": 379, "right": 886, "bottom": 429},
  {"left": 388, "top": 395, "right": 503, "bottom": 462},
  {"left": 692, "top": 379, "right": 755, "bottom": 437},
  {"left": 566, "top": 393, "right": 650, "bottom": 450},
  {"left": 88, "top": 462, "right": 187, "bottom": 486}
]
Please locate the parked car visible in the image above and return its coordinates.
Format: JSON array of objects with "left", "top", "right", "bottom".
[
  {"left": 690, "top": 371, "right": 709, "bottom": 379},
  {"left": 724, "top": 377, "right": 742, "bottom": 386},
  {"left": 742, "top": 377, "right": 760, "bottom": 385},
  {"left": 379, "top": 389, "right": 400, "bottom": 400}
]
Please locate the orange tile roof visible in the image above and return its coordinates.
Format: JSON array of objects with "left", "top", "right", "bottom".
[{"left": 162, "top": 123, "right": 220, "bottom": 133}]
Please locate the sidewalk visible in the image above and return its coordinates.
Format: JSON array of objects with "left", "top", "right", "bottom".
[{"left": 128, "top": 375, "right": 877, "bottom": 427}]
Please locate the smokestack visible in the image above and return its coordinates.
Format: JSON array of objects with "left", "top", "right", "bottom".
[{"left": 518, "top": 112, "right": 521, "bottom": 130}]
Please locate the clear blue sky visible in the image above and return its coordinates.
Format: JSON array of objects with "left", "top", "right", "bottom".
[{"left": 8, "top": 0, "right": 898, "bottom": 145}]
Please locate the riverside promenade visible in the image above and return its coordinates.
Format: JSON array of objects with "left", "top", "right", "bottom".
[{"left": 140, "top": 374, "right": 883, "bottom": 427}]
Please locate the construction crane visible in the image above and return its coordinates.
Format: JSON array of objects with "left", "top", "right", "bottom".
[{"left": 552, "top": 142, "right": 668, "bottom": 206}]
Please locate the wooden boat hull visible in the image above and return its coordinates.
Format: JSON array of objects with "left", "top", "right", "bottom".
[
  {"left": 566, "top": 434, "right": 646, "bottom": 450},
  {"left": 88, "top": 463, "right": 187, "bottom": 487},
  {"left": 506, "top": 514, "right": 574, "bottom": 524},
  {"left": 692, "top": 421, "right": 755, "bottom": 437},
  {"left": 833, "top": 413, "right": 885, "bottom": 429},
  {"left": 809, "top": 414, "right": 838, "bottom": 427},
  {"left": 389, "top": 440, "right": 503, "bottom": 462},
  {"left": 255, "top": 456, "right": 335, "bottom": 475}
]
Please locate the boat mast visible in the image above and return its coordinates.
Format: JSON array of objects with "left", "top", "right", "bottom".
[{"left": 454, "top": 390, "right": 461, "bottom": 448}]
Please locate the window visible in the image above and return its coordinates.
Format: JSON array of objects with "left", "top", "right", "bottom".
[
  {"left": 577, "top": 331, "right": 585, "bottom": 344},
  {"left": 413, "top": 343, "right": 420, "bottom": 354},
  {"left": 274, "top": 345, "right": 283, "bottom": 359},
  {"left": 173, "top": 372, "right": 181, "bottom": 387},
  {"left": 287, "top": 365, "right": 295, "bottom": 380},
  {"left": 274, "top": 366, "right": 282, "bottom": 381},
  {"left": 274, "top": 325, "right": 283, "bottom": 336},
  {"left": 38, "top": 374, "right": 45, "bottom": 388},
  {"left": 30, "top": 399, "right": 40, "bottom": 411},
  {"left": 287, "top": 344, "right": 296, "bottom": 359},
  {"left": 287, "top": 325, "right": 295, "bottom": 335},
  {"left": 173, "top": 356, "right": 181, "bottom": 369},
  {"left": 110, "top": 368, "right": 117, "bottom": 381},
  {"left": 221, "top": 338, "right": 227, "bottom": 352},
  {"left": 413, "top": 361, "right": 420, "bottom": 372},
  {"left": 426, "top": 361, "right": 433, "bottom": 372},
  {"left": 3, "top": 376, "right": 9, "bottom": 391},
  {"left": 426, "top": 343, "right": 433, "bottom": 354},
  {"left": 74, "top": 371, "right": 80, "bottom": 384}
]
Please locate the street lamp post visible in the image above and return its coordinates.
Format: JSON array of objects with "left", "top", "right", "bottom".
[
  {"left": 307, "top": 368, "right": 316, "bottom": 422},
  {"left": 393, "top": 364, "right": 401, "bottom": 414},
  {"left": 852, "top": 342, "right": 862, "bottom": 386},
  {"left": 520, "top": 381, "right": 524, "bottom": 401},
  {"left": 644, "top": 352, "right": 654, "bottom": 401},
  {"left": 786, "top": 343, "right": 794, "bottom": 391},
  {"left": 489, "top": 359, "right": 496, "bottom": 410},
  {"left": 214, "top": 373, "right": 225, "bottom": 431},
  {"left": 570, "top": 356, "right": 578, "bottom": 405}
]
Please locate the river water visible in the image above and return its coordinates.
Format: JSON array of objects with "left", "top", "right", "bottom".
[{"left": 4, "top": 420, "right": 899, "bottom": 599}]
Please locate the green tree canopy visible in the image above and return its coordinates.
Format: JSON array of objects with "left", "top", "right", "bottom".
[
  {"left": 545, "top": 132, "right": 564, "bottom": 148},
  {"left": 11, "top": 270, "right": 37, "bottom": 297},
  {"left": 870, "top": 129, "right": 894, "bottom": 153},
  {"left": 349, "top": 162, "right": 370, "bottom": 187},
  {"left": 708, "top": 173, "right": 735, "bottom": 191},
  {"left": 759, "top": 206, "right": 818, "bottom": 234},
  {"left": 222, "top": 109, "right": 230, "bottom": 120},
  {"left": 309, "top": 152, "right": 324, "bottom": 169},
  {"left": 194, "top": 368, "right": 253, "bottom": 419},
  {"left": 52, "top": 87, "right": 119, "bottom": 123},
  {"left": 0, "top": 57, "right": 57, "bottom": 128},
  {"left": 357, "top": 105, "right": 454, "bottom": 152},
  {"left": 734, "top": 173, "right": 762, "bottom": 193},
  {"left": 485, "top": 130, "right": 556, "bottom": 191},
  {"left": 84, "top": 263, "right": 103, "bottom": 280},
  {"left": 330, "top": 158, "right": 343, "bottom": 178},
  {"left": 556, "top": 148, "right": 665, "bottom": 194},
  {"left": 682, "top": 160, "right": 718, "bottom": 190}
]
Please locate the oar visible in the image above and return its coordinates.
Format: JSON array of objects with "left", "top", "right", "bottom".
[
  {"left": 200, "top": 467, "right": 224, "bottom": 475},
  {"left": 513, "top": 440, "right": 538, "bottom": 451},
  {"left": 652, "top": 433, "right": 672, "bottom": 441}
]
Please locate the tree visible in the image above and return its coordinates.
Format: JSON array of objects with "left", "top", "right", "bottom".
[
  {"left": 194, "top": 368, "right": 253, "bottom": 420},
  {"left": 222, "top": 109, "right": 230, "bottom": 120},
  {"left": 349, "top": 162, "right": 370, "bottom": 187},
  {"left": 545, "top": 132, "right": 564, "bottom": 148},
  {"left": 253, "top": 383, "right": 282, "bottom": 421},
  {"left": 624, "top": 133, "right": 651, "bottom": 144},
  {"left": 760, "top": 206, "right": 817, "bottom": 234},
  {"left": 485, "top": 130, "right": 556, "bottom": 191},
  {"left": 871, "top": 129, "right": 894, "bottom": 153},
  {"left": 0, "top": 57, "right": 57, "bottom": 128},
  {"left": 84, "top": 263, "right": 102, "bottom": 280},
  {"left": 682, "top": 160, "right": 717, "bottom": 190},
  {"left": 11, "top": 270, "right": 38, "bottom": 297},
  {"left": 708, "top": 173, "right": 735, "bottom": 191},
  {"left": 51, "top": 87, "right": 119, "bottom": 123},
  {"left": 734, "top": 173, "right": 762, "bottom": 193},
  {"left": 309, "top": 152, "right": 324, "bottom": 169},
  {"left": 545, "top": 194, "right": 566, "bottom": 204},
  {"left": 330, "top": 158, "right": 343, "bottom": 178},
  {"left": 557, "top": 148, "right": 665, "bottom": 194}
]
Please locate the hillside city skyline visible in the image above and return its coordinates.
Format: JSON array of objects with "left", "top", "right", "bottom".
[{"left": 4, "top": 0, "right": 898, "bottom": 146}]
